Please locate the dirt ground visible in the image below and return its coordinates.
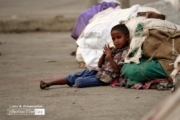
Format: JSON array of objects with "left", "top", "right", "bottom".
[{"left": 0, "top": 32, "right": 170, "bottom": 120}]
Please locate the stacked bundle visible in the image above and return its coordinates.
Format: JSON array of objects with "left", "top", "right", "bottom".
[
  {"left": 76, "top": 5, "right": 159, "bottom": 68},
  {"left": 73, "top": 0, "right": 180, "bottom": 89},
  {"left": 123, "top": 15, "right": 180, "bottom": 88}
]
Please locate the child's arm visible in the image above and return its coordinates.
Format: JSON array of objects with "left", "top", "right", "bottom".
[
  {"left": 104, "top": 45, "right": 120, "bottom": 73},
  {"left": 98, "top": 52, "right": 106, "bottom": 68},
  {"left": 106, "top": 56, "right": 120, "bottom": 73}
]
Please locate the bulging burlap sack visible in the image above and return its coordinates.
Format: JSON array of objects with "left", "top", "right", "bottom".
[{"left": 143, "top": 29, "right": 180, "bottom": 79}]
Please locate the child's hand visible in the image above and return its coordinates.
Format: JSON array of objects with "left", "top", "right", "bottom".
[{"left": 103, "top": 45, "right": 112, "bottom": 58}]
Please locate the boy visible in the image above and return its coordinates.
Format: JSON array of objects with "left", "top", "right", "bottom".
[{"left": 40, "top": 24, "right": 129, "bottom": 89}]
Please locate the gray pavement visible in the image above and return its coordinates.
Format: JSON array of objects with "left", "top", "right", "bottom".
[{"left": 0, "top": 32, "right": 170, "bottom": 120}]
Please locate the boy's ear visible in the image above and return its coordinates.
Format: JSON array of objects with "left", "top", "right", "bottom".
[{"left": 126, "top": 34, "right": 130, "bottom": 42}]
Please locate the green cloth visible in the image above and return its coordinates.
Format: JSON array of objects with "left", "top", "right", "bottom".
[
  {"left": 122, "top": 57, "right": 167, "bottom": 87},
  {"left": 135, "top": 23, "right": 144, "bottom": 37}
]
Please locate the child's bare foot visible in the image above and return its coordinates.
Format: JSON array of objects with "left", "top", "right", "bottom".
[{"left": 40, "top": 81, "right": 50, "bottom": 89}]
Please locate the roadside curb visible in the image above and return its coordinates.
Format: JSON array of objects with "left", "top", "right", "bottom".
[{"left": 0, "top": 16, "right": 77, "bottom": 33}]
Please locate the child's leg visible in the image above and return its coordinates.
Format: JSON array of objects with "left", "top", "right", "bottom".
[
  {"left": 40, "top": 77, "right": 69, "bottom": 89},
  {"left": 75, "top": 76, "right": 106, "bottom": 88},
  {"left": 40, "top": 69, "right": 90, "bottom": 89}
]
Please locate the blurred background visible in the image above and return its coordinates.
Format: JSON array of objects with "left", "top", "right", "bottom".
[
  {"left": 0, "top": 0, "right": 160, "bottom": 33},
  {"left": 0, "top": 0, "right": 158, "bottom": 18}
]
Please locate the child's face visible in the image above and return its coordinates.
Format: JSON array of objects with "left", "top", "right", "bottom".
[{"left": 111, "top": 30, "right": 129, "bottom": 49}]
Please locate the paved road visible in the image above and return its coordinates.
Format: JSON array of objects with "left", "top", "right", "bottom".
[{"left": 0, "top": 32, "right": 170, "bottom": 120}]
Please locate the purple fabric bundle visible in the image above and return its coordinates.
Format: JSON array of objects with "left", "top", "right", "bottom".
[{"left": 71, "top": 2, "right": 117, "bottom": 40}]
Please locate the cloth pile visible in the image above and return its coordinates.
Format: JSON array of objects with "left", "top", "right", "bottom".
[
  {"left": 76, "top": 5, "right": 160, "bottom": 68},
  {"left": 123, "top": 17, "right": 180, "bottom": 85},
  {"left": 71, "top": 1, "right": 118, "bottom": 40},
  {"left": 73, "top": 1, "right": 180, "bottom": 89}
]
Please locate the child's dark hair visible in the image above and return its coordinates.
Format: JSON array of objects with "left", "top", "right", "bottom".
[{"left": 111, "top": 24, "right": 129, "bottom": 36}]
